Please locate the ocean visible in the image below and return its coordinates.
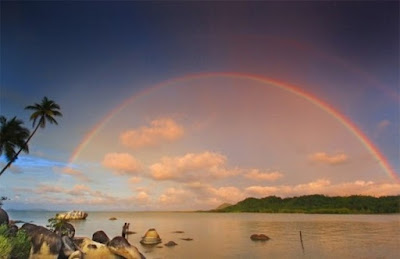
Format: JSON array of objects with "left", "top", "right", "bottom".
[{"left": 7, "top": 211, "right": 400, "bottom": 259}]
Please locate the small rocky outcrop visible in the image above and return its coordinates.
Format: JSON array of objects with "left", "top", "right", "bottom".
[
  {"left": 56, "top": 210, "right": 88, "bottom": 220},
  {"left": 164, "top": 241, "right": 177, "bottom": 247},
  {"left": 250, "top": 234, "right": 270, "bottom": 241},
  {"left": 108, "top": 236, "right": 144, "bottom": 259},
  {"left": 140, "top": 228, "right": 161, "bottom": 245},
  {"left": 109, "top": 217, "right": 117, "bottom": 220},
  {"left": 92, "top": 230, "right": 110, "bottom": 244}
]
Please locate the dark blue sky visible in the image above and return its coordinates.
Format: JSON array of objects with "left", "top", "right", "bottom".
[{"left": 0, "top": 1, "right": 398, "bottom": 210}]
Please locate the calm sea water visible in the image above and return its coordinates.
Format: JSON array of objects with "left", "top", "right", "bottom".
[{"left": 7, "top": 211, "right": 400, "bottom": 259}]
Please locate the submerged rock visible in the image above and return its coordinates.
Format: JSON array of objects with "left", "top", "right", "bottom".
[
  {"left": 56, "top": 210, "right": 88, "bottom": 220},
  {"left": 250, "top": 234, "right": 270, "bottom": 241},
  {"left": 181, "top": 238, "right": 193, "bottom": 241},
  {"left": 164, "top": 241, "right": 178, "bottom": 247},
  {"left": 92, "top": 230, "right": 110, "bottom": 244},
  {"left": 140, "top": 228, "right": 161, "bottom": 245}
]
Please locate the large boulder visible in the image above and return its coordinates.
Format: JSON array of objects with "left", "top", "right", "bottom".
[
  {"left": 108, "top": 236, "right": 144, "bottom": 259},
  {"left": 0, "top": 208, "right": 9, "bottom": 225},
  {"left": 74, "top": 237, "right": 121, "bottom": 259},
  {"left": 56, "top": 210, "right": 88, "bottom": 220},
  {"left": 21, "top": 223, "right": 62, "bottom": 258},
  {"left": 92, "top": 230, "right": 110, "bottom": 244}
]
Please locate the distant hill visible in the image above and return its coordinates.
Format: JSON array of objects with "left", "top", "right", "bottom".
[
  {"left": 214, "top": 195, "right": 400, "bottom": 214},
  {"left": 215, "top": 203, "right": 232, "bottom": 210}
]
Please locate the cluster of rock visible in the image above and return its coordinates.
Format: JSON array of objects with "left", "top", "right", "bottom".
[
  {"left": 56, "top": 210, "right": 88, "bottom": 220},
  {"left": 0, "top": 209, "right": 144, "bottom": 259}
]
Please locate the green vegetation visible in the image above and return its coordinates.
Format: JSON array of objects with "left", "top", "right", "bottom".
[
  {"left": 0, "top": 116, "right": 30, "bottom": 166},
  {"left": 47, "top": 216, "right": 71, "bottom": 236},
  {"left": 0, "top": 225, "right": 31, "bottom": 259},
  {"left": 0, "top": 96, "right": 62, "bottom": 177},
  {"left": 215, "top": 195, "right": 400, "bottom": 214}
]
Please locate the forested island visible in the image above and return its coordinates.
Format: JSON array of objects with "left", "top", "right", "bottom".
[{"left": 213, "top": 195, "right": 400, "bottom": 214}]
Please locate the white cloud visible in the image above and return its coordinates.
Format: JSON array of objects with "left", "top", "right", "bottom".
[
  {"left": 309, "top": 152, "right": 348, "bottom": 165},
  {"left": 149, "top": 151, "right": 239, "bottom": 182},
  {"left": 120, "top": 118, "right": 184, "bottom": 149},
  {"left": 244, "top": 169, "right": 283, "bottom": 181},
  {"left": 102, "top": 153, "right": 142, "bottom": 175}
]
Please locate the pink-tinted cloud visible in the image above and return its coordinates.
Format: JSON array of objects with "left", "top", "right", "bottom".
[
  {"left": 54, "top": 166, "right": 91, "bottom": 182},
  {"left": 245, "top": 179, "right": 400, "bottom": 198},
  {"left": 120, "top": 118, "right": 184, "bottom": 149},
  {"left": 158, "top": 188, "right": 191, "bottom": 205},
  {"left": 102, "top": 153, "right": 142, "bottom": 175},
  {"left": 309, "top": 152, "right": 348, "bottom": 165},
  {"left": 129, "top": 176, "right": 142, "bottom": 184},
  {"left": 149, "top": 151, "right": 238, "bottom": 182},
  {"left": 244, "top": 169, "right": 283, "bottom": 181}
]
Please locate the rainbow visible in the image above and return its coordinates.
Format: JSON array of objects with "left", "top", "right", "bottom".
[{"left": 68, "top": 72, "right": 399, "bottom": 182}]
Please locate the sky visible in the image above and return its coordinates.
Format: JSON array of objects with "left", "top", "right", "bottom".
[{"left": 0, "top": 1, "right": 399, "bottom": 211}]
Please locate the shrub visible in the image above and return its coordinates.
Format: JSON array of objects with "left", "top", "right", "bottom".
[
  {"left": 0, "top": 234, "right": 12, "bottom": 259},
  {"left": 0, "top": 224, "right": 31, "bottom": 259}
]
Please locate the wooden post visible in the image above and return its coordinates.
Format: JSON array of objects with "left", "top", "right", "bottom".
[{"left": 300, "top": 231, "right": 305, "bottom": 254}]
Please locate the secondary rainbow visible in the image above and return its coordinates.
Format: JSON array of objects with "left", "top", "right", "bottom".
[{"left": 68, "top": 72, "right": 399, "bottom": 182}]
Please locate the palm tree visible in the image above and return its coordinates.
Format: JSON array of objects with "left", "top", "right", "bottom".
[
  {"left": 0, "top": 116, "right": 30, "bottom": 173},
  {"left": 0, "top": 97, "right": 62, "bottom": 176}
]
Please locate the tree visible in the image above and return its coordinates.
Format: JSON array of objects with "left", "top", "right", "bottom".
[
  {"left": 0, "top": 97, "right": 62, "bottom": 176},
  {"left": 0, "top": 116, "right": 30, "bottom": 174}
]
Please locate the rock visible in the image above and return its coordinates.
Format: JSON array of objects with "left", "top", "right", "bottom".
[
  {"left": 21, "top": 223, "right": 62, "bottom": 258},
  {"left": 250, "top": 234, "right": 270, "bottom": 241},
  {"left": 172, "top": 230, "right": 184, "bottom": 233},
  {"left": 60, "top": 235, "right": 80, "bottom": 258},
  {"left": 74, "top": 237, "right": 121, "bottom": 259},
  {"left": 0, "top": 208, "right": 9, "bottom": 225},
  {"left": 140, "top": 228, "right": 161, "bottom": 245},
  {"left": 164, "top": 241, "right": 177, "bottom": 247},
  {"left": 109, "top": 217, "right": 117, "bottom": 220},
  {"left": 55, "top": 222, "right": 75, "bottom": 239},
  {"left": 92, "top": 230, "right": 110, "bottom": 244},
  {"left": 8, "top": 224, "right": 19, "bottom": 236},
  {"left": 181, "top": 238, "right": 193, "bottom": 241},
  {"left": 56, "top": 210, "right": 88, "bottom": 220},
  {"left": 108, "top": 236, "right": 144, "bottom": 259}
]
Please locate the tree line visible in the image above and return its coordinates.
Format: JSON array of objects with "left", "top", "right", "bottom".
[{"left": 215, "top": 194, "right": 400, "bottom": 214}]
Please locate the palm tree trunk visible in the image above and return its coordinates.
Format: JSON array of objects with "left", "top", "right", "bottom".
[{"left": 0, "top": 122, "right": 41, "bottom": 177}]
